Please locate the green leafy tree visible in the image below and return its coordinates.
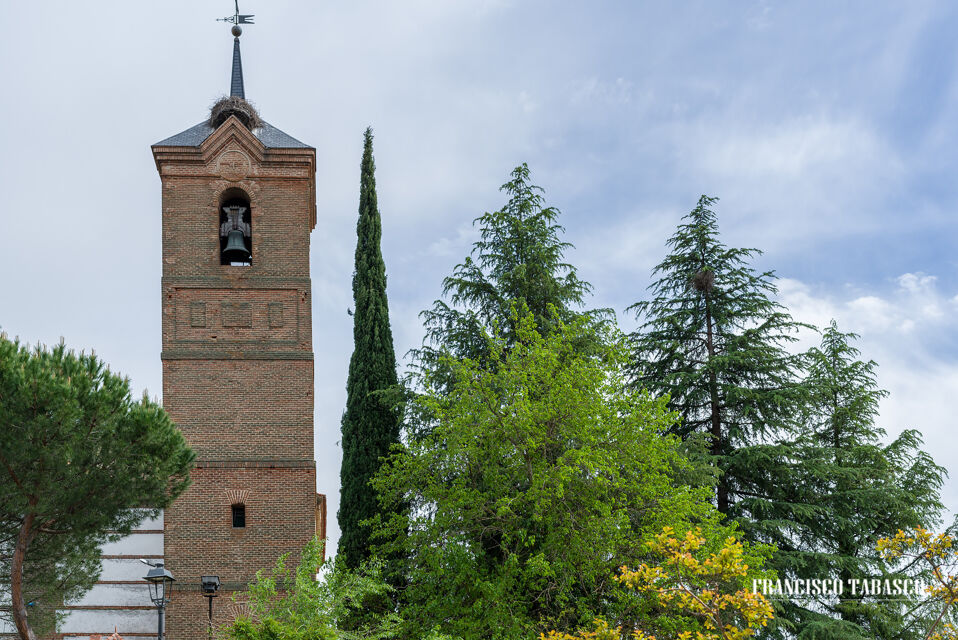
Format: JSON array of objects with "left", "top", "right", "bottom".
[
  {"left": 0, "top": 336, "right": 194, "bottom": 640},
  {"left": 626, "top": 195, "right": 808, "bottom": 518},
  {"left": 417, "top": 163, "right": 610, "bottom": 378},
  {"left": 546, "top": 527, "right": 775, "bottom": 640},
  {"left": 222, "top": 538, "right": 402, "bottom": 640},
  {"left": 374, "top": 312, "right": 736, "bottom": 640},
  {"left": 747, "top": 322, "right": 946, "bottom": 639},
  {"left": 338, "top": 128, "right": 402, "bottom": 570}
]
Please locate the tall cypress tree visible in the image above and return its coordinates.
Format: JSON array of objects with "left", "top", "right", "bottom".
[
  {"left": 337, "top": 128, "right": 401, "bottom": 569},
  {"left": 627, "top": 195, "right": 808, "bottom": 517}
]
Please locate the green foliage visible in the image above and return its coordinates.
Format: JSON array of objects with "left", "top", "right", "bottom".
[
  {"left": 374, "top": 312, "right": 735, "bottom": 640},
  {"left": 338, "top": 127, "right": 402, "bottom": 570},
  {"left": 627, "top": 195, "right": 809, "bottom": 517},
  {"left": 746, "top": 322, "right": 947, "bottom": 639},
  {"left": 545, "top": 527, "right": 775, "bottom": 640},
  {"left": 628, "top": 196, "right": 949, "bottom": 639},
  {"left": 0, "top": 335, "right": 194, "bottom": 640},
  {"left": 416, "top": 163, "right": 611, "bottom": 382},
  {"left": 0, "top": 525, "right": 102, "bottom": 638},
  {"left": 222, "top": 538, "right": 401, "bottom": 640}
]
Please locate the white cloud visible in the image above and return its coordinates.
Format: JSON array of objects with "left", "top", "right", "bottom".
[
  {"left": 779, "top": 273, "right": 958, "bottom": 522},
  {"left": 678, "top": 116, "right": 905, "bottom": 250},
  {"left": 570, "top": 76, "right": 635, "bottom": 107},
  {"left": 576, "top": 207, "right": 679, "bottom": 284},
  {"left": 700, "top": 117, "right": 890, "bottom": 180},
  {"left": 781, "top": 272, "right": 954, "bottom": 340}
]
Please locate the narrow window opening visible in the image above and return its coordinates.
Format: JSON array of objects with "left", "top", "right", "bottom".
[
  {"left": 220, "top": 196, "right": 252, "bottom": 266},
  {"left": 231, "top": 503, "right": 246, "bottom": 528}
]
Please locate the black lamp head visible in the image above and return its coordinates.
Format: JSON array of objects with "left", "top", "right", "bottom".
[
  {"left": 143, "top": 563, "right": 175, "bottom": 606},
  {"left": 201, "top": 575, "right": 221, "bottom": 595}
]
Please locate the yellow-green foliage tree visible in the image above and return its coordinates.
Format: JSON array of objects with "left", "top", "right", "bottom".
[
  {"left": 543, "top": 527, "right": 774, "bottom": 640},
  {"left": 877, "top": 527, "right": 958, "bottom": 640}
]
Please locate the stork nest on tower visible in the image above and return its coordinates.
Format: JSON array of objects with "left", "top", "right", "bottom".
[{"left": 209, "top": 96, "right": 263, "bottom": 131}]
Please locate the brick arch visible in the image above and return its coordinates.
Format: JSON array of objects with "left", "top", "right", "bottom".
[
  {"left": 225, "top": 488, "right": 251, "bottom": 504},
  {"left": 209, "top": 179, "right": 262, "bottom": 213},
  {"left": 228, "top": 601, "right": 252, "bottom": 620}
]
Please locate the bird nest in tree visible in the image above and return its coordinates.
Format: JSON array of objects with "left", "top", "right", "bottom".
[
  {"left": 691, "top": 269, "right": 715, "bottom": 293},
  {"left": 209, "top": 96, "right": 263, "bottom": 131}
]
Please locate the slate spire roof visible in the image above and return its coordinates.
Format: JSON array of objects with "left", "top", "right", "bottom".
[
  {"left": 231, "top": 35, "right": 245, "bottom": 99},
  {"left": 153, "top": 26, "right": 311, "bottom": 150}
]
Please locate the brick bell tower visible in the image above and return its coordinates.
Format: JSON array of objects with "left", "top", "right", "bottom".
[{"left": 151, "top": 21, "right": 323, "bottom": 639}]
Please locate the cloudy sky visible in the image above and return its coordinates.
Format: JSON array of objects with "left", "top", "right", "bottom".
[{"left": 2, "top": 1, "right": 957, "bottom": 555}]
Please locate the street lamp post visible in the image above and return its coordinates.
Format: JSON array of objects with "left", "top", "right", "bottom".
[
  {"left": 142, "top": 562, "right": 175, "bottom": 640},
  {"left": 201, "top": 575, "right": 221, "bottom": 640}
]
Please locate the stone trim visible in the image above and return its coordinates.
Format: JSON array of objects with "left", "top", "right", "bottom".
[
  {"left": 162, "top": 277, "right": 312, "bottom": 287},
  {"left": 171, "top": 581, "right": 250, "bottom": 592},
  {"left": 161, "top": 350, "right": 313, "bottom": 361},
  {"left": 60, "top": 606, "right": 153, "bottom": 611},
  {"left": 195, "top": 459, "right": 315, "bottom": 469}
]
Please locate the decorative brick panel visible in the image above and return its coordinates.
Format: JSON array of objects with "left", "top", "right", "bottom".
[
  {"left": 170, "top": 288, "right": 302, "bottom": 346},
  {"left": 268, "top": 302, "right": 285, "bottom": 328},
  {"left": 190, "top": 301, "right": 207, "bottom": 328},
  {"left": 220, "top": 302, "right": 252, "bottom": 327}
]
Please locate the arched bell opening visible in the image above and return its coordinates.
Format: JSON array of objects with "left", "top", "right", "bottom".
[{"left": 219, "top": 188, "right": 252, "bottom": 266}]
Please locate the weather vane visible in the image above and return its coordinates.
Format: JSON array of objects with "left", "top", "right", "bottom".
[{"left": 218, "top": 0, "right": 254, "bottom": 26}]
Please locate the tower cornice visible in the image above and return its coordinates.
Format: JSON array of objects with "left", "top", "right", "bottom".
[{"left": 152, "top": 116, "right": 316, "bottom": 229}]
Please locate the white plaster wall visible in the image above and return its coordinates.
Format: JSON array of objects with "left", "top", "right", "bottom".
[
  {"left": 60, "top": 609, "right": 157, "bottom": 635},
  {"left": 0, "top": 510, "right": 166, "bottom": 638},
  {"left": 100, "top": 558, "right": 155, "bottom": 581},
  {"left": 100, "top": 532, "right": 163, "bottom": 557},
  {"left": 69, "top": 584, "right": 152, "bottom": 607},
  {"left": 63, "top": 636, "right": 155, "bottom": 640},
  {"left": 131, "top": 510, "right": 163, "bottom": 530},
  {"left": 54, "top": 508, "right": 166, "bottom": 637}
]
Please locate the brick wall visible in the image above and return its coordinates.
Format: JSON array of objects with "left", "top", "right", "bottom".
[{"left": 162, "top": 360, "right": 313, "bottom": 460}]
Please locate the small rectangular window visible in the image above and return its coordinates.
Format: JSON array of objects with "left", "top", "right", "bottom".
[{"left": 232, "top": 504, "right": 246, "bottom": 528}]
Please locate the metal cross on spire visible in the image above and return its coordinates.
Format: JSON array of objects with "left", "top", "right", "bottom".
[
  {"left": 218, "top": 0, "right": 254, "bottom": 27},
  {"left": 217, "top": 1, "right": 253, "bottom": 98}
]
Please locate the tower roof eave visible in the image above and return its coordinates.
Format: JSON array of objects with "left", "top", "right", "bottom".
[{"left": 152, "top": 120, "right": 312, "bottom": 150}]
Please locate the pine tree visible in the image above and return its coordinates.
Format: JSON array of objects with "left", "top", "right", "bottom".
[
  {"left": 627, "top": 195, "right": 808, "bottom": 517},
  {"left": 337, "top": 128, "right": 401, "bottom": 570},
  {"left": 746, "top": 322, "right": 946, "bottom": 639},
  {"left": 0, "top": 337, "right": 193, "bottom": 640},
  {"left": 417, "top": 163, "right": 611, "bottom": 376},
  {"left": 629, "top": 198, "right": 949, "bottom": 638}
]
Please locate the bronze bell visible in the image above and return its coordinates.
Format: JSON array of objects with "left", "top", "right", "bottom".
[{"left": 222, "top": 229, "right": 251, "bottom": 262}]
